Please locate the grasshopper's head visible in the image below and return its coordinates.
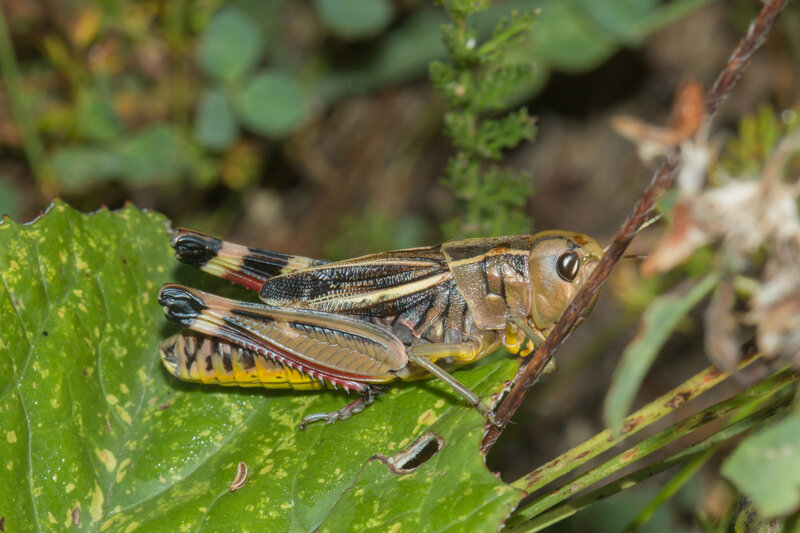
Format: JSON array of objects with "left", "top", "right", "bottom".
[{"left": 528, "top": 231, "right": 602, "bottom": 331}]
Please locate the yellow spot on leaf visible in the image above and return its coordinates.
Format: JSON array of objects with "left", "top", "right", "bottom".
[
  {"left": 95, "top": 448, "right": 118, "bottom": 472},
  {"left": 119, "top": 383, "right": 129, "bottom": 394},
  {"left": 64, "top": 503, "right": 80, "bottom": 529},
  {"left": 115, "top": 406, "right": 132, "bottom": 425},
  {"left": 116, "top": 458, "right": 131, "bottom": 483},
  {"left": 106, "top": 394, "right": 118, "bottom": 405},
  {"left": 89, "top": 482, "right": 104, "bottom": 521},
  {"left": 6, "top": 460, "right": 13, "bottom": 470},
  {"left": 6, "top": 430, "right": 17, "bottom": 443},
  {"left": 65, "top": 482, "right": 76, "bottom": 493},
  {"left": 48, "top": 512, "right": 57, "bottom": 524},
  {"left": 50, "top": 399, "right": 61, "bottom": 408},
  {"left": 124, "top": 521, "right": 140, "bottom": 533},
  {"left": 417, "top": 409, "right": 438, "bottom": 425}
]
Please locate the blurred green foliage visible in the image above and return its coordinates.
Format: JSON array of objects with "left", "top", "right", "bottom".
[
  {"left": 718, "top": 104, "right": 800, "bottom": 178},
  {"left": 432, "top": 1, "right": 537, "bottom": 238},
  {"left": 0, "top": 0, "right": 709, "bottom": 231}
]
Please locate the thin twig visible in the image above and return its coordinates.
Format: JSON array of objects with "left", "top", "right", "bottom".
[{"left": 482, "top": 0, "right": 790, "bottom": 453}]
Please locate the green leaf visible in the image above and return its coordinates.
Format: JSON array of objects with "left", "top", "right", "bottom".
[
  {"left": 76, "top": 85, "right": 122, "bottom": 143},
  {"left": 574, "top": 0, "right": 658, "bottom": 44},
  {"left": 51, "top": 145, "right": 124, "bottom": 189},
  {"left": 313, "top": 0, "right": 395, "bottom": 39},
  {"left": 234, "top": 70, "right": 309, "bottom": 138},
  {"left": 116, "top": 124, "right": 193, "bottom": 184},
  {"left": 0, "top": 201, "right": 524, "bottom": 531},
  {"left": 603, "top": 274, "right": 720, "bottom": 432},
  {"left": 197, "top": 7, "right": 263, "bottom": 82},
  {"left": 723, "top": 413, "right": 800, "bottom": 518},
  {"left": 529, "top": 0, "right": 617, "bottom": 72},
  {"left": 53, "top": 124, "right": 200, "bottom": 190},
  {"left": 193, "top": 87, "right": 238, "bottom": 151}
]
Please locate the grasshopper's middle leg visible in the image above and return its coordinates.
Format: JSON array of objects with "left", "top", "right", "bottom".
[
  {"left": 298, "top": 387, "right": 381, "bottom": 430},
  {"left": 406, "top": 343, "right": 499, "bottom": 426}
]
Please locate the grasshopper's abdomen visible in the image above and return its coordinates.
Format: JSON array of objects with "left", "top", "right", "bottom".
[{"left": 159, "top": 332, "right": 324, "bottom": 390}]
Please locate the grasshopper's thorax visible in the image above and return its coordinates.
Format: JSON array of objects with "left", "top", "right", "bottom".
[
  {"left": 442, "top": 231, "right": 601, "bottom": 350},
  {"left": 442, "top": 235, "right": 534, "bottom": 331}
]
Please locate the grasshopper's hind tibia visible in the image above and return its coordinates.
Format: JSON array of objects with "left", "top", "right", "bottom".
[
  {"left": 170, "top": 228, "right": 327, "bottom": 291},
  {"left": 298, "top": 388, "right": 381, "bottom": 430}
]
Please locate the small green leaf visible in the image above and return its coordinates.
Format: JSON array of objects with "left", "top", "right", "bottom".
[
  {"left": 530, "top": 0, "right": 617, "bottom": 72},
  {"left": 116, "top": 124, "right": 191, "bottom": 184},
  {"left": 197, "top": 7, "right": 263, "bottom": 82},
  {"left": 76, "top": 85, "right": 122, "bottom": 142},
  {"left": 52, "top": 124, "right": 197, "bottom": 190},
  {"left": 723, "top": 414, "right": 800, "bottom": 517},
  {"left": 52, "top": 145, "right": 124, "bottom": 189},
  {"left": 193, "top": 87, "right": 238, "bottom": 151},
  {"left": 604, "top": 274, "right": 720, "bottom": 432},
  {"left": 234, "top": 70, "right": 309, "bottom": 138},
  {"left": 575, "top": 0, "right": 658, "bottom": 44},
  {"left": 313, "top": 0, "right": 395, "bottom": 39}
]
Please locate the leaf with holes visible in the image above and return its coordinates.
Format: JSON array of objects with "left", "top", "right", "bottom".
[{"left": 0, "top": 201, "right": 525, "bottom": 531}]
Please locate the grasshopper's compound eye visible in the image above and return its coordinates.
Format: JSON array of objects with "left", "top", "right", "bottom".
[{"left": 556, "top": 251, "right": 580, "bottom": 282}]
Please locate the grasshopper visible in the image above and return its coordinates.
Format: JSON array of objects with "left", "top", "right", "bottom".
[{"left": 158, "top": 229, "right": 602, "bottom": 428}]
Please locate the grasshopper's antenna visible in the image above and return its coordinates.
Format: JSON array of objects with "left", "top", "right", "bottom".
[
  {"left": 639, "top": 212, "right": 663, "bottom": 231},
  {"left": 602, "top": 213, "right": 663, "bottom": 255}
]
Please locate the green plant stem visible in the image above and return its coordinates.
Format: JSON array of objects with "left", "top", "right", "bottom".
[
  {"left": 508, "top": 368, "right": 797, "bottom": 527},
  {"left": 0, "top": 6, "right": 52, "bottom": 189},
  {"left": 510, "top": 398, "right": 789, "bottom": 532},
  {"left": 511, "top": 359, "right": 755, "bottom": 494}
]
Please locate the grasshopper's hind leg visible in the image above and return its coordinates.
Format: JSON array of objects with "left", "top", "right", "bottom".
[{"left": 298, "top": 387, "right": 381, "bottom": 430}]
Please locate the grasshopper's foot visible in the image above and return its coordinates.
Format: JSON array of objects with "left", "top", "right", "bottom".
[
  {"left": 474, "top": 399, "right": 500, "bottom": 427},
  {"left": 298, "top": 391, "right": 377, "bottom": 430}
]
